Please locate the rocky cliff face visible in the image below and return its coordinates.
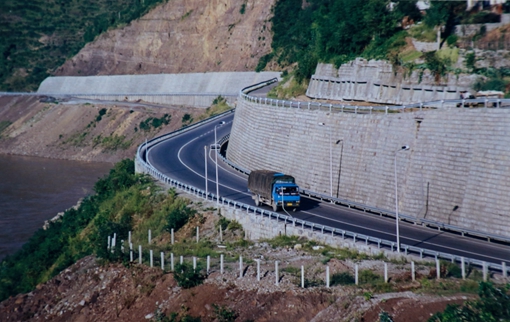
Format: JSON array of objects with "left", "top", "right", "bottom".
[{"left": 55, "top": 0, "right": 275, "bottom": 76}]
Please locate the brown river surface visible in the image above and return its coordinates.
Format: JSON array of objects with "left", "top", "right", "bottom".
[{"left": 0, "top": 154, "right": 113, "bottom": 261}]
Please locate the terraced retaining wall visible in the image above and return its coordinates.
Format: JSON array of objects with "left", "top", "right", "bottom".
[
  {"left": 307, "top": 60, "right": 478, "bottom": 105},
  {"left": 226, "top": 97, "right": 510, "bottom": 239}
]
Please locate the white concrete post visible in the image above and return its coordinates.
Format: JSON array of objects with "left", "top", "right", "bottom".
[
  {"left": 171, "top": 228, "right": 174, "bottom": 245},
  {"left": 483, "top": 262, "right": 488, "bottom": 282},
  {"left": 138, "top": 245, "right": 142, "bottom": 264},
  {"left": 384, "top": 263, "right": 388, "bottom": 283},
  {"left": 161, "top": 252, "right": 165, "bottom": 270},
  {"left": 196, "top": 227, "right": 199, "bottom": 243},
  {"left": 355, "top": 264, "right": 359, "bottom": 285},
  {"left": 221, "top": 254, "right": 224, "bottom": 274},
  {"left": 171, "top": 253, "right": 174, "bottom": 271},
  {"left": 301, "top": 266, "right": 305, "bottom": 288},
  {"left": 112, "top": 233, "right": 116, "bottom": 248},
  {"left": 411, "top": 261, "right": 415, "bottom": 281},
  {"left": 193, "top": 257, "right": 197, "bottom": 271},
  {"left": 180, "top": 255, "right": 183, "bottom": 265},
  {"left": 107, "top": 236, "right": 111, "bottom": 250},
  {"left": 461, "top": 257, "right": 466, "bottom": 280},
  {"left": 326, "top": 266, "right": 330, "bottom": 288},
  {"left": 148, "top": 229, "right": 151, "bottom": 244},
  {"left": 220, "top": 226, "right": 223, "bottom": 242},
  {"left": 436, "top": 259, "right": 440, "bottom": 280},
  {"left": 150, "top": 250, "right": 153, "bottom": 267},
  {"left": 503, "top": 262, "right": 507, "bottom": 278},
  {"left": 275, "top": 261, "right": 279, "bottom": 285},
  {"left": 207, "top": 256, "right": 210, "bottom": 274},
  {"left": 257, "top": 260, "right": 261, "bottom": 281},
  {"left": 239, "top": 256, "right": 243, "bottom": 278},
  {"left": 128, "top": 231, "right": 131, "bottom": 244}
]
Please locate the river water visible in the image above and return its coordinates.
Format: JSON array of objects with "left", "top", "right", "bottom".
[{"left": 0, "top": 154, "right": 113, "bottom": 261}]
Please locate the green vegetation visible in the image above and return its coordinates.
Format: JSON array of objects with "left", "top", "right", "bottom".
[
  {"left": 139, "top": 114, "right": 171, "bottom": 132},
  {"left": 95, "top": 108, "right": 108, "bottom": 122},
  {"left": 261, "top": 0, "right": 421, "bottom": 82},
  {"left": 0, "top": 159, "right": 206, "bottom": 301},
  {"left": 173, "top": 262, "right": 205, "bottom": 288},
  {"left": 165, "top": 203, "right": 196, "bottom": 233},
  {"left": 213, "top": 304, "right": 238, "bottom": 322},
  {"left": 181, "top": 114, "right": 193, "bottom": 126},
  {"left": 330, "top": 272, "right": 355, "bottom": 286},
  {"left": 267, "top": 72, "right": 307, "bottom": 99},
  {"left": 428, "top": 282, "right": 510, "bottom": 322},
  {"left": 0, "top": 0, "right": 167, "bottom": 91},
  {"left": 239, "top": 2, "right": 247, "bottom": 15},
  {"left": 63, "top": 131, "right": 89, "bottom": 147},
  {"left": 0, "top": 120, "right": 12, "bottom": 137},
  {"left": 93, "top": 134, "right": 132, "bottom": 151},
  {"left": 197, "top": 96, "right": 232, "bottom": 121}
]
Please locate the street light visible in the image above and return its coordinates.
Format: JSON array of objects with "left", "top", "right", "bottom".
[
  {"left": 214, "top": 121, "right": 226, "bottom": 205},
  {"left": 204, "top": 145, "right": 208, "bottom": 200},
  {"left": 394, "top": 145, "right": 410, "bottom": 253},
  {"left": 335, "top": 139, "right": 343, "bottom": 199},
  {"left": 318, "top": 122, "right": 333, "bottom": 198}
]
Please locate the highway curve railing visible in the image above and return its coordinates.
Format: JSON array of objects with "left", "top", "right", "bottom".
[{"left": 136, "top": 79, "right": 509, "bottom": 278}]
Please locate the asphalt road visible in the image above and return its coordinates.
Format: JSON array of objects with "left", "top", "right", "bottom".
[{"left": 147, "top": 113, "right": 510, "bottom": 267}]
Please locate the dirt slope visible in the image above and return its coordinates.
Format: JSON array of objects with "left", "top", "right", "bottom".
[
  {"left": 0, "top": 207, "right": 474, "bottom": 322},
  {"left": 0, "top": 96, "right": 205, "bottom": 162},
  {"left": 55, "top": 0, "right": 275, "bottom": 77}
]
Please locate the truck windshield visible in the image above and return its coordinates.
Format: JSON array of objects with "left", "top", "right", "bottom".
[{"left": 275, "top": 187, "right": 299, "bottom": 196}]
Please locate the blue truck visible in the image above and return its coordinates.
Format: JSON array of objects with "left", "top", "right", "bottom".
[{"left": 248, "top": 170, "right": 300, "bottom": 212}]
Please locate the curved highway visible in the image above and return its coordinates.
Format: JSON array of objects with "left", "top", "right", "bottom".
[{"left": 147, "top": 111, "right": 510, "bottom": 269}]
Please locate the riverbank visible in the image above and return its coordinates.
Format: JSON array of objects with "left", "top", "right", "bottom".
[{"left": 0, "top": 95, "right": 206, "bottom": 163}]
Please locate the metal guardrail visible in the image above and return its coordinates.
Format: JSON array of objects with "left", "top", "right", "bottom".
[
  {"left": 136, "top": 87, "right": 509, "bottom": 276},
  {"left": 239, "top": 80, "right": 510, "bottom": 114}
]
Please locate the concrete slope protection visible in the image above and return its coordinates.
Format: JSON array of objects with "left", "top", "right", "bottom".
[
  {"left": 139, "top": 110, "right": 510, "bottom": 267},
  {"left": 37, "top": 72, "right": 281, "bottom": 95},
  {"left": 227, "top": 95, "right": 510, "bottom": 240}
]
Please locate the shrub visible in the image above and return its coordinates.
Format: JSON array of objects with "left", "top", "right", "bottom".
[
  {"left": 165, "top": 204, "right": 196, "bottom": 232},
  {"left": 213, "top": 304, "right": 238, "bottom": 322},
  {"left": 181, "top": 114, "right": 193, "bottom": 126},
  {"left": 173, "top": 262, "right": 205, "bottom": 288},
  {"left": 331, "top": 272, "right": 355, "bottom": 286}
]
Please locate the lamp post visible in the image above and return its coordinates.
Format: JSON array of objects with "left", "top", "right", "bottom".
[
  {"left": 318, "top": 122, "right": 333, "bottom": 198},
  {"left": 204, "top": 145, "right": 208, "bottom": 200},
  {"left": 335, "top": 139, "right": 343, "bottom": 199},
  {"left": 394, "top": 145, "right": 410, "bottom": 253},
  {"left": 214, "top": 121, "right": 226, "bottom": 205}
]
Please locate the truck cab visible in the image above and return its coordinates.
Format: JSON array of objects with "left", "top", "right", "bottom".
[{"left": 273, "top": 184, "right": 300, "bottom": 211}]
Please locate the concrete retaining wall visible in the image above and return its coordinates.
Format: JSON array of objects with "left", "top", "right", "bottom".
[
  {"left": 38, "top": 72, "right": 281, "bottom": 95},
  {"left": 307, "top": 60, "right": 478, "bottom": 105},
  {"left": 226, "top": 98, "right": 510, "bottom": 239},
  {"left": 220, "top": 204, "right": 386, "bottom": 258}
]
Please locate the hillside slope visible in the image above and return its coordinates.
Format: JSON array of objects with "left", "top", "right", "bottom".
[
  {"left": 0, "top": 96, "right": 205, "bottom": 162},
  {"left": 55, "top": 0, "right": 276, "bottom": 77}
]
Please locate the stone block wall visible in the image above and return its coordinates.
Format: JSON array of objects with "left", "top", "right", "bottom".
[
  {"left": 226, "top": 98, "right": 510, "bottom": 238},
  {"left": 306, "top": 60, "right": 478, "bottom": 105}
]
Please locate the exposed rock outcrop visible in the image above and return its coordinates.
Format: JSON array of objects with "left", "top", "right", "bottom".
[{"left": 55, "top": 0, "right": 275, "bottom": 77}]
